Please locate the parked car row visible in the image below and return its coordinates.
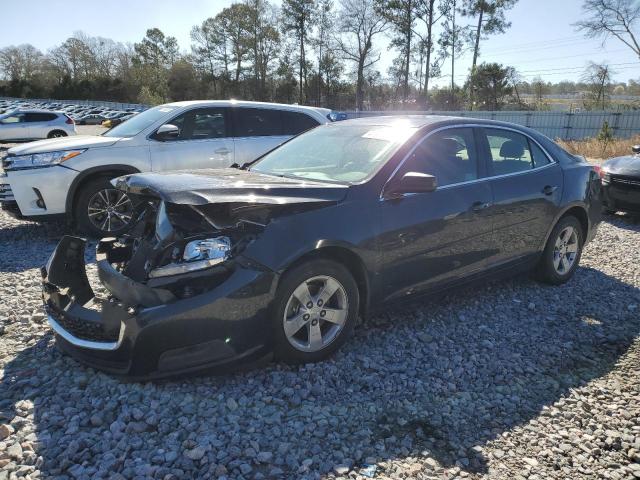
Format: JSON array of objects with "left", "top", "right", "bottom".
[{"left": 0, "top": 98, "right": 144, "bottom": 134}]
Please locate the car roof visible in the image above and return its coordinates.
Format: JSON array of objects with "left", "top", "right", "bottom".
[
  {"left": 333, "top": 114, "right": 544, "bottom": 134},
  {"left": 162, "top": 100, "right": 331, "bottom": 117},
  {"left": 333, "top": 115, "right": 460, "bottom": 128},
  {"left": 13, "top": 109, "right": 63, "bottom": 114}
]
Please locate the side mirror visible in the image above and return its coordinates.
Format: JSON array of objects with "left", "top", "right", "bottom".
[
  {"left": 632, "top": 145, "right": 640, "bottom": 154},
  {"left": 155, "top": 124, "right": 180, "bottom": 141},
  {"left": 385, "top": 172, "right": 437, "bottom": 198}
]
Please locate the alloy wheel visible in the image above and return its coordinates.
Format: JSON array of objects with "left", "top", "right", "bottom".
[
  {"left": 87, "top": 188, "right": 133, "bottom": 233},
  {"left": 553, "top": 226, "right": 579, "bottom": 274},
  {"left": 283, "top": 275, "right": 349, "bottom": 352}
]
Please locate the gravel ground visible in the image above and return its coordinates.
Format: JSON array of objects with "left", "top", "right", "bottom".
[{"left": 0, "top": 208, "right": 639, "bottom": 479}]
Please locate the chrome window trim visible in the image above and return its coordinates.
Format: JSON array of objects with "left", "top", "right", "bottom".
[
  {"left": 380, "top": 123, "right": 558, "bottom": 200},
  {"left": 47, "top": 313, "right": 124, "bottom": 351}
]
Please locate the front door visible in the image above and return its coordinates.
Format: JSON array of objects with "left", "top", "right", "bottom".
[
  {"left": 376, "top": 127, "right": 496, "bottom": 302},
  {"left": 478, "top": 127, "right": 564, "bottom": 264},
  {"left": 0, "top": 112, "right": 28, "bottom": 140},
  {"left": 149, "top": 107, "right": 234, "bottom": 172}
]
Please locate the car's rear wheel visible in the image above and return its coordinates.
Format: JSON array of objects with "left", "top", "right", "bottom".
[
  {"left": 75, "top": 177, "right": 135, "bottom": 237},
  {"left": 272, "top": 259, "right": 359, "bottom": 364},
  {"left": 536, "top": 215, "right": 583, "bottom": 285},
  {"left": 48, "top": 130, "right": 67, "bottom": 138}
]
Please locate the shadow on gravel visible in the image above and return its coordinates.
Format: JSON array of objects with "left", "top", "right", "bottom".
[
  {"left": 604, "top": 212, "right": 640, "bottom": 231},
  {"left": 0, "top": 221, "right": 66, "bottom": 272},
  {"left": 1, "top": 266, "right": 639, "bottom": 478}
]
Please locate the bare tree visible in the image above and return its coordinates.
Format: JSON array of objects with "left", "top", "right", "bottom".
[
  {"left": 414, "top": 0, "right": 448, "bottom": 99},
  {"left": 582, "top": 62, "right": 613, "bottom": 110},
  {"left": 575, "top": 0, "right": 640, "bottom": 59},
  {"left": 282, "top": 0, "right": 317, "bottom": 103},
  {"left": 336, "top": 0, "right": 388, "bottom": 110},
  {"left": 0, "top": 44, "right": 43, "bottom": 82}
]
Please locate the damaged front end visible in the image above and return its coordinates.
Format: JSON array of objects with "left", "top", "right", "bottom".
[
  {"left": 41, "top": 199, "right": 286, "bottom": 378},
  {"left": 42, "top": 168, "right": 347, "bottom": 378}
]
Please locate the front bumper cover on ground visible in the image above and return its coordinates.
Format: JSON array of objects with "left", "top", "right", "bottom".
[{"left": 42, "top": 236, "right": 277, "bottom": 379}]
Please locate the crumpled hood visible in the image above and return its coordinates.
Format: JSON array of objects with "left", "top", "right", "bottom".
[
  {"left": 603, "top": 155, "right": 640, "bottom": 176},
  {"left": 7, "top": 135, "right": 121, "bottom": 155},
  {"left": 115, "top": 168, "right": 349, "bottom": 205}
]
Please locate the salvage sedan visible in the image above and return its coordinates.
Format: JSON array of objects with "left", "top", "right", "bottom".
[{"left": 41, "top": 116, "right": 602, "bottom": 379}]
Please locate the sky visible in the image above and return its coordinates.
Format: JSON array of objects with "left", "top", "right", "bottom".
[{"left": 1, "top": 0, "right": 639, "bottom": 87}]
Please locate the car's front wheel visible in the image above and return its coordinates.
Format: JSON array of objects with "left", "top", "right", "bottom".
[
  {"left": 272, "top": 259, "right": 359, "bottom": 364},
  {"left": 75, "top": 177, "right": 135, "bottom": 237},
  {"left": 536, "top": 215, "right": 584, "bottom": 285}
]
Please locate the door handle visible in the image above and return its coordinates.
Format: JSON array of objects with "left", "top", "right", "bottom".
[
  {"left": 471, "top": 201, "right": 492, "bottom": 212},
  {"left": 542, "top": 185, "right": 559, "bottom": 195},
  {"left": 214, "top": 148, "right": 230, "bottom": 155}
]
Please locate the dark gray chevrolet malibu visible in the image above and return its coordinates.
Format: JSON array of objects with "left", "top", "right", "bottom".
[{"left": 41, "top": 116, "right": 602, "bottom": 379}]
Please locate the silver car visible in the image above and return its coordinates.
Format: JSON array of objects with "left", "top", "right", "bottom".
[
  {"left": 1, "top": 100, "right": 330, "bottom": 236},
  {"left": 0, "top": 110, "right": 77, "bottom": 141}
]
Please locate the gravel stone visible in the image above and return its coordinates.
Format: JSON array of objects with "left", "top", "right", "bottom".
[{"left": 0, "top": 208, "right": 639, "bottom": 479}]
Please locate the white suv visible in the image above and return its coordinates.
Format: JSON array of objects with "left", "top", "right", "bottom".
[
  {"left": 0, "top": 100, "right": 330, "bottom": 236},
  {"left": 0, "top": 110, "right": 77, "bottom": 141}
]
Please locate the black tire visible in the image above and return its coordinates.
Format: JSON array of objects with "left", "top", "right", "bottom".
[
  {"left": 74, "top": 177, "right": 135, "bottom": 237},
  {"left": 272, "top": 258, "right": 359, "bottom": 364},
  {"left": 47, "top": 130, "right": 67, "bottom": 138},
  {"left": 535, "top": 215, "right": 584, "bottom": 285}
]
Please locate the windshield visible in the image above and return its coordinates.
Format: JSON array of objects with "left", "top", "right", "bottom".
[
  {"left": 103, "top": 105, "right": 177, "bottom": 138},
  {"left": 250, "top": 123, "right": 417, "bottom": 183}
]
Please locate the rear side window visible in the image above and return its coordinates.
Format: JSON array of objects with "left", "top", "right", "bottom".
[
  {"left": 484, "top": 129, "right": 534, "bottom": 176},
  {"left": 400, "top": 127, "right": 478, "bottom": 187},
  {"left": 25, "top": 113, "right": 57, "bottom": 122},
  {"left": 234, "top": 108, "right": 282, "bottom": 137},
  {"left": 282, "top": 111, "right": 320, "bottom": 135},
  {"left": 531, "top": 141, "right": 552, "bottom": 168}
]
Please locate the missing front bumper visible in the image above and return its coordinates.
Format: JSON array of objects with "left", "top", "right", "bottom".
[{"left": 41, "top": 235, "right": 277, "bottom": 378}]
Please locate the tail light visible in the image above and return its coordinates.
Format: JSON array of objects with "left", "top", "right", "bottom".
[{"left": 65, "top": 115, "right": 75, "bottom": 125}]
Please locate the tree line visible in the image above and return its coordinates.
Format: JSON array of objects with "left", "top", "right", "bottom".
[{"left": 0, "top": 0, "right": 639, "bottom": 111}]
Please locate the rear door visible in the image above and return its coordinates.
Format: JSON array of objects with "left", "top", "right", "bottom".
[
  {"left": 25, "top": 112, "right": 57, "bottom": 138},
  {"left": 478, "top": 127, "right": 563, "bottom": 264},
  {"left": 376, "top": 127, "right": 496, "bottom": 301},
  {"left": 232, "top": 107, "right": 290, "bottom": 164},
  {"left": 149, "top": 107, "right": 234, "bottom": 172}
]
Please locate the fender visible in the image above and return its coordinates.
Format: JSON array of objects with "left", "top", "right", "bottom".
[
  {"left": 65, "top": 164, "right": 141, "bottom": 217},
  {"left": 539, "top": 201, "right": 590, "bottom": 250},
  {"left": 276, "top": 238, "right": 373, "bottom": 316}
]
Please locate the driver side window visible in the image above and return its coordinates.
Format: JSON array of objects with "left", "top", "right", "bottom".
[
  {"left": 161, "top": 108, "right": 227, "bottom": 141},
  {"left": 1, "top": 113, "right": 24, "bottom": 124},
  {"left": 400, "top": 128, "right": 478, "bottom": 188}
]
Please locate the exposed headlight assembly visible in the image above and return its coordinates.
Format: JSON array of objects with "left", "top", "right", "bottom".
[
  {"left": 6, "top": 149, "right": 86, "bottom": 170},
  {"left": 148, "top": 237, "right": 232, "bottom": 278}
]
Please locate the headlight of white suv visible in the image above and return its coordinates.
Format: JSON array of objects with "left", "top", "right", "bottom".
[
  {"left": 148, "top": 237, "right": 232, "bottom": 278},
  {"left": 7, "top": 149, "right": 86, "bottom": 170}
]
